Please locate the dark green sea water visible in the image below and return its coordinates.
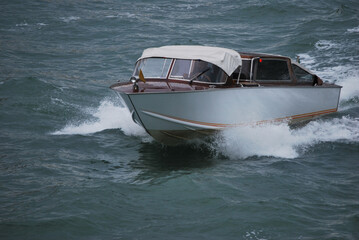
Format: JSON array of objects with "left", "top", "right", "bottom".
[{"left": 1, "top": 0, "right": 359, "bottom": 239}]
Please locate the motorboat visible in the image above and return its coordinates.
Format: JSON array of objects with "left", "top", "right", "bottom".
[{"left": 110, "top": 45, "right": 341, "bottom": 144}]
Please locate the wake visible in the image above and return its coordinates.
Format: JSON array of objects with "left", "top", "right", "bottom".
[
  {"left": 209, "top": 116, "right": 359, "bottom": 159},
  {"left": 52, "top": 99, "right": 148, "bottom": 138}
]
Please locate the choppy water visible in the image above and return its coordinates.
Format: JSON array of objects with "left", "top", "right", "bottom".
[{"left": 1, "top": 0, "right": 359, "bottom": 239}]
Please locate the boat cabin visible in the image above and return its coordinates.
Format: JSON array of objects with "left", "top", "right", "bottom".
[
  {"left": 111, "top": 46, "right": 323, "bottom": 93},
  {"left": 233, "top": 53, "right": 323, "bottom": 86}
]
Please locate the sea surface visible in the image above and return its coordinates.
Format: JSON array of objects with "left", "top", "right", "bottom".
[{"left": 1, "top": 0, "right": 359, "bottom": 239}]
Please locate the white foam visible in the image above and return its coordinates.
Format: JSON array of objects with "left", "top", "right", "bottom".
[
  {"left": 52, "top": 99, "right": 148, "bottom": 138},
  {"left": 315, "top": 40, "right": 339, "bottom": 51},
  {"left": 16, "top": 22, "right": 28, "bottom": 27},
  {"left": 336, "top": 70, "right": 359, "bottom": 102},
  {"left": 106, "top": 13, "right": 136, "bottom": 19},
  {"left": 245, "top": 230, "right": 266, "bottom": 240},
  {"left": 297, "top": 53, "right": 317, "bottom": 68},
  {"left": 347, "top": 26, "right": 359, "bottom": 33},
  {"left": 211, "top": 116, "right": 359, "bottom": 159},
  {"left": 60, "top": 16, "right": 80, "bottom": 23}
]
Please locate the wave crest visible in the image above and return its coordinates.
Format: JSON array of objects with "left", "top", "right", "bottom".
[
  {"left": 210, "top": 116, "right": 359, "bottom": 159},
  {"left": 52, "top": 99, "right": 148, "bottom": 138}
]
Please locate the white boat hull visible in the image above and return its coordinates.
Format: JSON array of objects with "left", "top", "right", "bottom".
[{"left": 118, "top": 86, "right": 341, "bottom": 143}]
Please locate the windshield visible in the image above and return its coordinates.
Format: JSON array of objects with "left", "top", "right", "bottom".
[
  {"left": 133, "top": 58, "right": 172, "bottom": 78},
  {"left": 170, "top": 59, "right": 227, "bottom": 83},
  {"left": 133, "top": 58, "right": 227, "bottom": 83}
]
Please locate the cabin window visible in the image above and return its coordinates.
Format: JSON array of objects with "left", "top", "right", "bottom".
[
  {"left": 170, "top": 59, "right": 227, "bottom": 83},
  {"left": 292, "top": 64, "right": 314, "bottom": 84},
  {"left": 134, "top": 58, "right": 171, "bottom": 78},
  {"left": 190, "top": 60, "right": 226, "bottom": 83},
  {"left": 170, "top": 59, "right": 191, "bottom": 79},
  {"left": 256, "top": 59, "right": 290, "bottom": 81}
]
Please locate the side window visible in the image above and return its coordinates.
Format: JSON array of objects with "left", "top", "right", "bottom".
[
  {"left": 256, "top": 59, "right": 290, "bottom": 81},
  {"left": 189, "top": 60, "right": 227, "bottom": 83},
  {"left": 239, "top": 60, "right": 251, "bottom": 80},
  {"left": 170, "top": 59, "right": 191, "bottom": 79},
  {"left": 292, "top": 64, "right": 314, "bottom": 84}
]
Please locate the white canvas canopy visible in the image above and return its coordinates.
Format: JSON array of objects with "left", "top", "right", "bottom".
[{"left": 138, "top": 45, "right": 242, "bottom": 76}]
